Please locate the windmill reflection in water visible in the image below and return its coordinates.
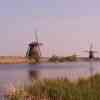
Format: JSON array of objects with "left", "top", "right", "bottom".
[{"left": 84, "top": 43, "right": 98, "bottom": 86}]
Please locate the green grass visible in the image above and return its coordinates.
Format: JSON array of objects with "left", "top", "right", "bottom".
[{"left": 8, "top": 74, "right": 100, "bottom": 100}]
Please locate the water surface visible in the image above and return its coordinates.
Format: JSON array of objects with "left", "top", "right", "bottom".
[{"left": 0, "top": 61, "right": 100, "bottom": 94}]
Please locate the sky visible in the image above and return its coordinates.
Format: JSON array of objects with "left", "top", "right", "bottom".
[{"left": 0, "top": 0, "right": 100, "bottom": 57}]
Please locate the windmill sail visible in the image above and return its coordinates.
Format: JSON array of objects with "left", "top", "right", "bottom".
[
  {"left": 34, "top": 30, "right": 42, "bottom": 57},
  {"left": 83, "top": 43, "right": 98, "bottom": 59}
]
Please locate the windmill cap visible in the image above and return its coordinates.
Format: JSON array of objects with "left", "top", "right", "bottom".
[{"left": 29, "top": 42, "right": 42, "bottom": 46}]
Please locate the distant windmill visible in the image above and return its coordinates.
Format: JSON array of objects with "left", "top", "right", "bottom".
[
  {"left": 26, "top": 30, "right": 42, "bottom": 63},
  {"left": 84, "top": 43, "right": 98, "bottom": 59}
]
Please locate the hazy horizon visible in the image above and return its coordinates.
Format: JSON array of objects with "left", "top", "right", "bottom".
[{"left": 0, "top": 0, "right": 100, "bottom": 57}]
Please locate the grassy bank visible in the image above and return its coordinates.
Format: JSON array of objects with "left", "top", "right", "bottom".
[
  {"left": 0, "top": 56, "right": 36, "bottom": 64},
  {"left": 7, "top": 74, "right": 100, "bottom": 100}
]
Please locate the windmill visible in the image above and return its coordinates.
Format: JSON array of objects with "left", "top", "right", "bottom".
[
  {"left": 83, "top": 43, "right": 98, "bottom": 60},
  {"left": 26, "top": 30, "right": 42, "bottom": 63}
]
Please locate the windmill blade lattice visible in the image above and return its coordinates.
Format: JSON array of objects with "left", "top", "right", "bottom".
[{"left": 34, "top": 30, "right": 42, "bottom": 57}]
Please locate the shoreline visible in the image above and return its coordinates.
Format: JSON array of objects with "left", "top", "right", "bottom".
[{"left": 0, "top": 56, "right": 100, "bottom": 64}]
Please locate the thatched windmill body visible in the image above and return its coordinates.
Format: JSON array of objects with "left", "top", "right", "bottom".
[{"left": 26, "top": 31, "right": 42, "bottom": 62}]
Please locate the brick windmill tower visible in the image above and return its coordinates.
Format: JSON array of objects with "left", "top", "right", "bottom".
[{"left": 26, "top": 30, "right": 42, "bottom": 63}]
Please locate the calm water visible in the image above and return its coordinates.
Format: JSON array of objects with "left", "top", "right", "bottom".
[{"left": 0, "top": 61, "right": 100, "bottom": 94}]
